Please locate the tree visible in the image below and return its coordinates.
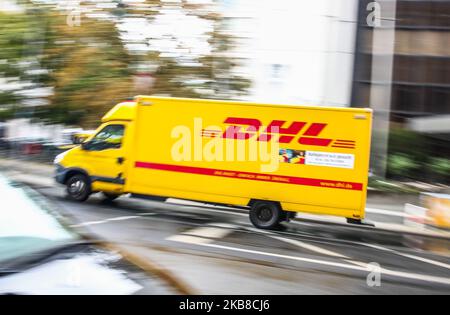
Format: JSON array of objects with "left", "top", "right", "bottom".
[
  {"left": 0, "top": 10, "right": 37, "bottom": 119},
  {"left": 198, "top": 10, "right": 251, "bottom": 99},
  {"left": 37, "top": 12, "right": 134, "bottom": 127},
  {"left": 1, "top": 0, "right": 251, "bottom": 127},
  {"left": 115, "top": 0, "right": 251, "bottom": 99}
]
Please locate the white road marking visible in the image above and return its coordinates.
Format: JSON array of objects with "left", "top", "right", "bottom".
[
  {"left": 208, "top": 223, "right": 240, "bottom": 229},
  {"left": 166, "top": 234, "right": 214, "bottom": 245},
  {"left": 247, "top": 227, "right": 383, "bottom": 270},
  {"left": 365, "top": 207, "right": 408, "bottom": 218},
  {"left": 351, "top": 259, "right": 450, "bottom": 285},
  {"left": 256, "top": 227, "right": 450, "bottom": 272},
  {"left": 107, "top": 216, "right": 140, "bottom": 221},
  {"left": 166, "top": 223, "right": 236, "bottom": 245},
  {"left": 71, "top": 213, "right": 155, "bottom": 227},
  {"left": 292, "top": 214, "right": 347, "bottom": 225},
  {"left": 358, "top": 242, "right": 450, "bottom": 271},
  {"left": 169, "top": 238, "right": 450, "bottom": 286},
  {"left": 344, "top": 259, "right": 367, "bottom": 266},
  {"left": 247, "top": 227, "right": 373, "bottom": 268},
  {"left": 71, "top": 220, "right": 108, "bottom": 227},
  {"left": 245, "top": 226, "right": 352, "bottom": 259},
  {"left": 270, "top": 235, "right": 350, "bottom": 259},
  {"left": 183, "top": 226, "right": 234, "bottom": 239}
]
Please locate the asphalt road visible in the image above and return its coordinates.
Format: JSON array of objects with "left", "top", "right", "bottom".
[{"left": 22, "top": 182, "right": 450, "bottom": 294}]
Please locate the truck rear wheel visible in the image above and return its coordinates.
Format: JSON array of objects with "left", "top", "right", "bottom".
[
  {"left": 66, "top": 174, "right": 91, "bottom": 202},
  {"left": 249, "top": 201, "right": 283, "bottom": 229}
]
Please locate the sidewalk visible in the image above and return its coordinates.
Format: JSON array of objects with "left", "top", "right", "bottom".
[
  {"left": 0, "top": 158, "right": 55, "bottom": 187},
  {"left": 1, "top": 157, "right": 449, "bottom": 239}
]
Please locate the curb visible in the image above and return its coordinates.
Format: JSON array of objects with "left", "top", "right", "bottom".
[{"left": 101, "top": 242, "right": 197, "bottom": 295}]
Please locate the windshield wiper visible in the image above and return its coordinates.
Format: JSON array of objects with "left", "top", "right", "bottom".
[{"left": 0, "top": 240, "right": 96, "bottom": 276}]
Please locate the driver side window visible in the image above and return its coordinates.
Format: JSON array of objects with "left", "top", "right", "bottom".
[{"left": 88, "top": 125, "right": 124, "bottom": 151}]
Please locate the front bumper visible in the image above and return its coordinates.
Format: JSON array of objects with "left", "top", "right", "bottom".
[{"left": 55, "top": 164, "right": 67, "bottom": 184}]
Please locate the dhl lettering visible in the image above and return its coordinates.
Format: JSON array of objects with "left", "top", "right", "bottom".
[
  {"left": 222, "top": 117, "right": 261, "bottom": 140},
  {"left": 257, "top": 120, "right": 306, "bottom": 143},
  {"left": 219, "top": 117, "right": 354, "bottom": 149}
]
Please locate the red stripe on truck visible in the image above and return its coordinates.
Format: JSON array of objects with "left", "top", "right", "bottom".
[{"left": 134, "top": 162, "right": 363, "bottom": 191}]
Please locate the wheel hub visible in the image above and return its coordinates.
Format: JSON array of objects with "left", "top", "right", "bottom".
[
  {"left": 69, "top": 180, "right": 85, "bottom": 194},
  {"left": 257, "top": 207, "right": 273, "bottom": 222}
]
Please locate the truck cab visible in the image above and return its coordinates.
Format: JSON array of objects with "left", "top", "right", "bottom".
[{"left": 54, "top": 101, "right": 136, "bottom": 201}]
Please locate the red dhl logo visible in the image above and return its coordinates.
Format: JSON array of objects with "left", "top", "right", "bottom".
[{"left": 201, "top": 117, "right": 356, "bottom": 149}]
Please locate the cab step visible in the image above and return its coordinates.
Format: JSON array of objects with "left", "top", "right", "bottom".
[{"left": 346, "top": 218, "right": 376, "bottom": 227}]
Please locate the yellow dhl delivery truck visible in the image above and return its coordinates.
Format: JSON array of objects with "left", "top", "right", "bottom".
[{"left": 54, "top": 96, "right": 373, "bottom": 229}]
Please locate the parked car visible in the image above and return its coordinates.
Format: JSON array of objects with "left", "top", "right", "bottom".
[{"left": 0, "top": 173, "right": 173, "bottom": 295}]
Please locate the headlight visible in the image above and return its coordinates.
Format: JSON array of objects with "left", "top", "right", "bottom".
[{"left": 54, "top": 152, "right": 67, "bottom": 164}]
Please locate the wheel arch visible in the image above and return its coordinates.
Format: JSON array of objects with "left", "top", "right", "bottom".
[
  {"left": 62, "top": 167, "right": 90, "bottom": 185},
  {"left": 248, "top": 199, "right": 282, "bottom": 209}
]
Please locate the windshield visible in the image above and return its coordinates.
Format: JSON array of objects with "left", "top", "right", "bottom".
[
  {"left": 87, "top": 124, "right": 124, "bottom": 151},
  {"left": 0, "top": 174, "right": 78, "bottom": 264}
]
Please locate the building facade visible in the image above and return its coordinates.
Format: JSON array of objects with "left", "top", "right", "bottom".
[
  {"left": 351, "top": 0, "right": 450, "bottom": 178},
  {"left": 221, "top": 0, "right": 359, "bottom": 107}
]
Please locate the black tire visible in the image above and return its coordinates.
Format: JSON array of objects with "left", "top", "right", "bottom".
[
  {"left": 66, "top": 174, "right": 91, "bottom": 202},
  {"left": 102, "top": 192, "right": 121, "bottom": 202},
  {"left": 249, "top": 201, "right": 283, "bottom": 229}
]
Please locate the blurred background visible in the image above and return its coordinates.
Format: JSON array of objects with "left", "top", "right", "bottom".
[
  {"left": 1, "top": 1, "right": 450, "bottom": 295},
  {"left": 0, "top": 0, "right": 448, "bottom": 186}
]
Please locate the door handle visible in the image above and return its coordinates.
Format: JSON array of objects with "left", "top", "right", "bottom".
[{"left": 117, "top": 157, "right": 125, "bottom": 164}]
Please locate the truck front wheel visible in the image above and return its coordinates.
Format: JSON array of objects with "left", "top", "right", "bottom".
[
  {"left": 249, "top": 201, "right": 283, "bottom": 229},
  {"left": 66, "top": 174, "right": 91, "bottom": 202}
]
